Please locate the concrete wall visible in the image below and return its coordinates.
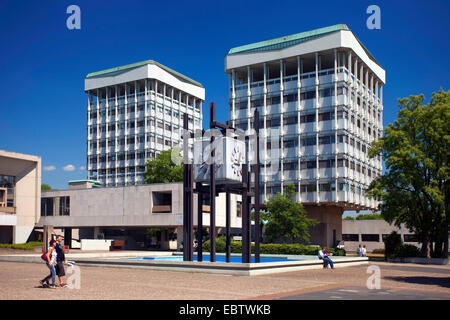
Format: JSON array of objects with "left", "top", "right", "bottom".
[
  {"left": 38, "top": 182, "right": 241, "bottom": 231},
  {"left": 342, "top": 220, "right": 420, "bottom": 253},
  {"left": 0, "top": 150, "right": 41, "bottom": 244},
  {"left": 305, "top": 205, "right": 344, "bottom": 248}
]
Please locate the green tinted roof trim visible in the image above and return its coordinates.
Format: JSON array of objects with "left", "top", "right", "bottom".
[
  {"left": 228, "top": 24, "right": 350, "bottom": 55},
  {"left": 86, "top": 60, "right": 203, "bottom": 88},
  {"left": 69, "top": 179, "right": 102, "bottom": 184}
]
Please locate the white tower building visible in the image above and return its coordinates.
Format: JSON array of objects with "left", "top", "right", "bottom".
[
  {"left": 85, "top": 60, "right": 204, "bottom": 187},
  {"left": 225, "top": 24, "right": 385, "bottom": 246}
]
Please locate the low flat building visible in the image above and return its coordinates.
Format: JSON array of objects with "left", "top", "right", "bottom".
[
  {"left": 342, "top": 219, "right": 420, "bottom": 253},
  {"left": 0, "top": 150, "right": 41, "bottom": 243},
  {"left": 37, "top": 181, "right": 241, "bottom": 250}
]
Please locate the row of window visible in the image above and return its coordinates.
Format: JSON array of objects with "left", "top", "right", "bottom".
[
  {"left": 41, "top": 197, "right": 70, "bottom": 217},
  {"left": 234, "top": 87, "right": 348, "bottom": 110},
  {"left": 236, "top": 111, "right": 382, "bottom": 138},
  {"left": 265, "top": 182, "right": 369, "bottom": 195},
  {"left": 89, "top": 134, "right": 179, "bottom": 150},
  {"left": 342, "top": 234, "right": 418, "bottom": 242},
  {"left": 91, "top": 166, "right": 147, "bottom": 175},
  {"left": 90, "top": 103, "right": 200, "bottom": 119}
]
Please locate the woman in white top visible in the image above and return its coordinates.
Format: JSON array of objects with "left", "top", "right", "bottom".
[{"left": 40, "top": 239, "right": 58, "bottom": 289}]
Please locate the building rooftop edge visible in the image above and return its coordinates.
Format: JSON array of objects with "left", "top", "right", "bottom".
[
  {"left": 85, "top": 60, "right": 204, "bottom": 88},
  {"left": 227, "top": 24, "right": 349, "bottom": 55},
  {"left": 226, "top": 24, "right": 382, "bottom": 69}
]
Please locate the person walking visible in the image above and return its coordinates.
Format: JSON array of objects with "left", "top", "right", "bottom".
[
  {"left": 362, "top": 245, "right": 367, "bottom": 257},
  {"left": 40, "top": 239, "right": 58, "bottom": 289},
  {"left": 55, "top": 235, "right": 66, "bottom": 287},
  {"left": 318, "top": 247, "right": 334, "bottom": 269},
  {"left": 357, "top": 244, "right": 362, "bottom": 257}
]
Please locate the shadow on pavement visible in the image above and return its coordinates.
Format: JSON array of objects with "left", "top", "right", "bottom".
[{"left": 384, "top": 276, "right": 450, "bottom": 289}]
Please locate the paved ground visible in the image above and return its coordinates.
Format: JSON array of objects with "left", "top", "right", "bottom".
[{"left": 0, "top": 260, "right": 449, "bottom": 300}]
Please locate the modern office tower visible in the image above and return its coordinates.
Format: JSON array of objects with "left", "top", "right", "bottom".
[
  {"left": 225, "top": 24, "right": 385, "bottom": 246},
  {"left": 85, "top": 60, "right": 205, "bottom": 187}
]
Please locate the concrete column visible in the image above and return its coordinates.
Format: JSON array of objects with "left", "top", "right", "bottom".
[
  {"left": 280, "top": 59, "right": 284, "bottom": 194},
  {"left": 231, "top": 69, "right": 236, "bottom": 127},
  {"left": 315, "top": 52, "right": 320, "bottom": 202},
  {"left": 247, "top": 66, "right": 251, "bottom": 134},
  {"left": 348, "top": 51, "right": 352, "bottom": 75},
  {"left": 334, "top": 49, "right": 339, "bottom": 203},
  {"left": 114, "top": 85, "right": 118, "bottom": 184},
  {"left": 96, "top": 89, "right": 100, "bottom": 183}
]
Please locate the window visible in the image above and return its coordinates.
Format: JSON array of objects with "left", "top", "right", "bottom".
[
  {"left": 59, "top": 197, "right": 70, "bottom": 216},
  {"left": 267, "top": 117, "right": 280, "bottom": 128},
  {"left": 284, "top": 93, "right": 297, "bottom": 102},
  {"left": 404, "top": 234, "right": 418, "bottom": 242},
  {"left": 361, "top": 234, "right": 380, "bottom": 242},
  {"left": 270, "top": 96, "right": 280, "bottom": 105},
  {"left": 301, "top": 160, "right": 316, "bottom": 169},
  {"left": 319, "top": 135, "right": 335, "bottom": 145},
  {"left": 283, "top": 138, "right": 297, "bottom": 148},
  {"left": 41, "top": 198, "right": 54, "bottom": 216},
  {"left": 301, "top": 136, "right": 316, "bottom": 146},
  {"left": 284, "top": 161, "right": 298, "bottom": 171},
  {"left": 283, "top": 115, "right": 297, "bottom": 125},
  {"left": 319, "top": 159, "right": 335, "bottom": 168},
  {"left": 342, "top": 234, "right": 359, "bottom": 242},
  {"left": 300, "top": 114, "right": 315, "bottom": 123},
  {"left": 319, "top": 112, "right": 334, "bottom": 121},
  {"left": 300, "top": 184, "right": 316, "bottom": 192}
]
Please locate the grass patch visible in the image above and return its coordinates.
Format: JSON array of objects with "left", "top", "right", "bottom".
[{"left": 0, "top": 241, "right": 43, "bottom": 251}]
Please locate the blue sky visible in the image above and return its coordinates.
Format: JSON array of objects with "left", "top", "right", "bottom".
[{"left": 1, "top": 0, "right": 449, "bottom": 193}]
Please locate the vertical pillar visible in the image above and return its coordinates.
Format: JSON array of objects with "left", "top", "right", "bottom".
[
  {"left": 183, "top": 112, "right": 194, "bottom": 261},
  {"left": 241, "top": 163, "right": 251, "bottom": 263},
  {"left": 297, "top": 56, "right": 302, "bottom": 197},
  {"left": 254, "top": 109, "right": 261, "bottom": 263},
  {"left": 348, "top": 51, "right": 352, "bottom": 75},
  {"left": 197, "top": 182, "right": 203, "bottom": 262},
  {"left": 231, "top": 69, "right": 236, "bottom": 127},
  {"left": 334, "top": 49, "right": 339, "bottom": 203},
  {"left": 263, "top": 63, "right": 268, "bottom": 200},
  {"left": 247, "top": 66, "right": 251, "bottom": 134},
  {"left": 209, "top": 102, "right": 216, "bottom": 262},
  {"left": 280, "top": 59, "right": 284, "bottom": 194},
  {"left": 315, "top": 53, "right": 320, "bottom": 202},
  {"left": 225, "top": 189, "right": 231, "bottom": 262}
]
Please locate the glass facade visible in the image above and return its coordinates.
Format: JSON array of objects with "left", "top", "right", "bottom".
[{"left": 0, "top": 174, "right": 15, "bottom": 207}]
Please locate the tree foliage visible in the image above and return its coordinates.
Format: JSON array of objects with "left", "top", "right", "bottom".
[
  {"left": 262, "top": 183, "right": 318, "bottom": 243},
  {"left": 367, "top": 89, "right": 449, "bottom": 258},
  {"left": 343, "top": 213, "right": 384, "bottom": 220},
  {"left": 41, "top": 184, "right": 52, "bottom": 191},
  {"left": 143, "top": 148, "right": 183, "bottom": 184}
]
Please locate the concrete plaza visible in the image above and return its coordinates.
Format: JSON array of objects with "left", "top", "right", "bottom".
[{"left": 0, "top": 255, "right": 449, "bottom": 300}]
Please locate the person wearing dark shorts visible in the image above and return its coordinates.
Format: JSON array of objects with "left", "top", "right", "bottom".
[{"left": 55, "top": 235, "right": 66, "bottom": 287}]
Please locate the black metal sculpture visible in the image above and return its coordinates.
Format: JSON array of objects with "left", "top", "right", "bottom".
[{"left": 183, "top": 102, "right": 261, "bottom": 263}]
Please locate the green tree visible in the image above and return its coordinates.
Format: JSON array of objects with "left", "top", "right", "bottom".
[
  {"left": 41, "top": 184, "right": 52, "bottom": 191},
  {"left": 367, "top": 89, "right": 449, "bottom": 258},
  {"left": 355, "top": 213, "right": 384, "bottom": 220},
  {"left": 262, "top": 183, "right": 318, "bottom": 243},
  {"left": 143, "top": 148, "right": 183, "bottom": 184}
]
